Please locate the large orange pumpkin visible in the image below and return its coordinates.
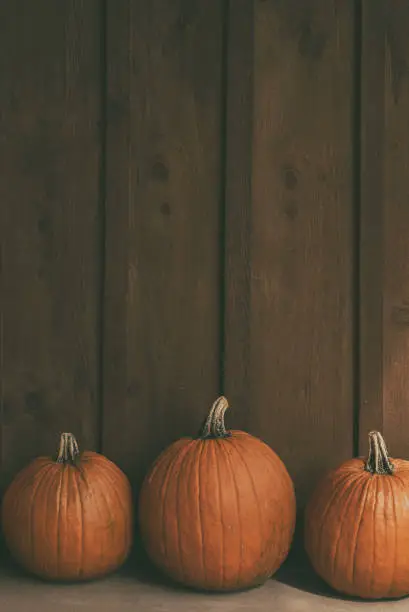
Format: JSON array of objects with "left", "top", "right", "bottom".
[
  {"left": 2, "top": 433, "right": 133, "bottom": 581},
  {"left": 139, "top": 396, "right": 296, "bottom": 591},
  {"left": 305, "top": 431, "right": 409, "bottom": 599}
]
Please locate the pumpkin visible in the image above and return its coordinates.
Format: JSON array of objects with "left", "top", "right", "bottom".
[
  {"left": 1, "top": 432, "right": 133, "bottom": 581},
  {"left": 138, "top": 396, "right": 296, "bottom": 591},
  {"left": 305, "top": 430, "right": 409, "bottom": 599}
]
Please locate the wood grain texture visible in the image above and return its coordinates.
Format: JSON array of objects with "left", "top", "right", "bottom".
[
  {"left": 359, "top": 1, "right": 409, "bottom": 457},
  {"left": 103, "top": 0, "right": 224, "bottom": 487},
  {"left": 224, "top": 0, "right": 355, "bottom": 506},
  {"left": 0, "top": 1, "right": 102, "bottom": 491}
]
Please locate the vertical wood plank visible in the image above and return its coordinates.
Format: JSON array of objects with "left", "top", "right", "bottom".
[
  {"left": 224, "top": 0, "right": 355, "bottom": 506},
  {"left": 360, "top": 1, "right": 409, "bottom": 456},
  {"left": 223, "top": 0, "right": 254, "bottom": 422},
  {"left": 0, "top": 1, "right": 103, "bottom": 491},
  {"left": 103, "top": 0, "right": 224, "bottom": 487}
]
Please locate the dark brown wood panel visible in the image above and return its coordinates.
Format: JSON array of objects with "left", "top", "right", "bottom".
[
  {"left": 103, "top": 0, "right": 224, "bottom": 487},
  {"left": 360, "top": 1, "right": 409, "bottom": 457},
  {"left": 224, "top": 0, "right": 355, "bottom": 506},
  {"left": 0, "top": 1, "right": 103, "bottom": 492}
]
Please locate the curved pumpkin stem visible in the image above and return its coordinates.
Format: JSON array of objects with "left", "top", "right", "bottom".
[
  {"left": 56, "top": 432, "right": 80, "bottom": 465},
  {"left": 365, "top": 431, "right": 394, "bottom": 475},
  {"left": 198, "top": 396, "right": 232, "bottom": 439}
]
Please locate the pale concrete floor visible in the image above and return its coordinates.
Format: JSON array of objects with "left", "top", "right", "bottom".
[{"left": 1, "top": 547, "right": 408, "bottom": 611}]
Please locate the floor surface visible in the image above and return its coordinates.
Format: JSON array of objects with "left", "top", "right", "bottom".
[{"left": 1, "top": 546, "right": 408, "bottom": 611}]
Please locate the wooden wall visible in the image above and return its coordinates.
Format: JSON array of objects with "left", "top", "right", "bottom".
[{"left": 0, "top": 0, "right": 408, "bottom": 511}]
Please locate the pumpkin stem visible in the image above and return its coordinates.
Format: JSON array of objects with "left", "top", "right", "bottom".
[
  {"left": 198, "top": 396, "right": 232, "bottom": 439},
  {"left": 365, "top": 430, "right": 394, "bottom": 475},
  {"left": 56, "top": 433, "right": 80, "bottom": 465}
]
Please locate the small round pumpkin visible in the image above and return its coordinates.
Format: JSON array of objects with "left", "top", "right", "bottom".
[
  {"left": 139, "top": 396, "right": 296, "bottom": 591},
  {"left": 2, "top": 433, "right": 133, "bottom": 581},
  {"left": 305, "top": 431, "right": 409, "bottom": 599}
]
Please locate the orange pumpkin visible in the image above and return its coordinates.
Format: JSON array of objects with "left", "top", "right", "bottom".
[
  {"left": 139, "top": 396, "right": 296, "bottom": 591},
  {"left": 305, "top": 431, "right": 409, "bottom": 599},
  {"left": 2, "top": 433, "right": 133, "bottom": 581}
]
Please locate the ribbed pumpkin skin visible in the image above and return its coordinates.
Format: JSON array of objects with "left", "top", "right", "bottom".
[
  {"left": 2, "top": 450, "right": 133, "bottom": 581},
  {"left": 305, "top": 457, "right": 409, "bottom": 599},
  {"left": 139, "top": 430, "right": 296, "bottom": 591}
]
